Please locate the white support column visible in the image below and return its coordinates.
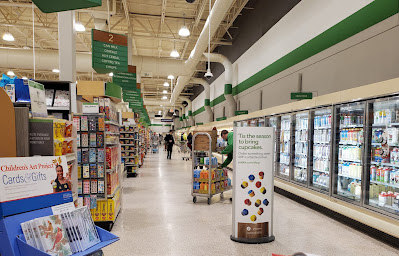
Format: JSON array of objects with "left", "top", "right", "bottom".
[{"left": 58, "top": 11, "right": 77, "bottom": 113}]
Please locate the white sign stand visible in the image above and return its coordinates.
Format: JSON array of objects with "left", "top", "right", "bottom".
[{"left": 231, "top": 126, "right": 275, "bottom": 243}]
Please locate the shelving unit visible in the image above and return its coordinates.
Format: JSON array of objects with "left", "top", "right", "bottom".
[
  {"left": 120, "top": 125, "right": 139, "bottom": 177},
  {"left": 334, "top": 102, "right": 365, "bottom": 202},
  {"left": 279, "top": 115, "right": 291, "bottom": 178},
  {"left": 294, "top": 111, "right": 309, "bottom": 185},
  {"left": 74, "top": 113, "right": 122, "bottom": 230}
]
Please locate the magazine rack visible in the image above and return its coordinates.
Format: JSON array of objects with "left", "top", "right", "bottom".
[{"left": 0, "top": 205, "right": 119, "bottom": 256}]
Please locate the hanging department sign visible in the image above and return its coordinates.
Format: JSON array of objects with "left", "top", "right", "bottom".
[
  {"left": 92, "top": 29, "right": 128, "bottom": 74},
  {"left": 123, "top": 89, "right": 142, "bottom": 109},
  {"left": 231, "top": 126, "right": 275, "bottom": 244},
  {"left": 113, "top": 65, "right": 137, "bottom": 90}
]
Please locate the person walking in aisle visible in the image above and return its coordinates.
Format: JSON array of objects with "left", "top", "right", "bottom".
[
  {"left": 187, "top": 132, "right": 193, "bottom": 151},
  {"left": 220, "top": 130, "right": 233, "bottom": 168},
  {"left": 164, "top": 130, "right": 175, "bottom": 159}
]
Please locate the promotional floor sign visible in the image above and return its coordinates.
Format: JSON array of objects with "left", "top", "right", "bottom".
[
  {"left": 0, "top": 156, "right": 73, "bottom": 218},
  {"left": 231, "top": 126, "right": 275, "bottom": 243}
]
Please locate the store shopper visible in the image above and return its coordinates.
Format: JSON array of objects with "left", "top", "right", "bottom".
[
  {"left": 164, "top": 130, "right": 175, "bottom": 159},
  {"left": 187, "top": 132, "right": 193, "bottom": 151},
  {"left": 221, "top": 130, "right": 233, "bottom": 168}
]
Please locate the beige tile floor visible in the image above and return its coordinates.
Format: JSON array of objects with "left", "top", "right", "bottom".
[{"left": 103, "top": 149, "right": 399, "bottom": 256}]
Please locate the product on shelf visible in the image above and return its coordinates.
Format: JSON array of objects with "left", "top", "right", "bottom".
[
  {"left": 335, "top": 104, "right": 365, "bottom": 201},
  {"left": 20, "top": 207, "right": 100, "bottom": 255}
]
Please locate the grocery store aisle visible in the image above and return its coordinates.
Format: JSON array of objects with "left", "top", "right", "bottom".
[{"left": 103, "top": 150, "right": 399, "bottom": 256}]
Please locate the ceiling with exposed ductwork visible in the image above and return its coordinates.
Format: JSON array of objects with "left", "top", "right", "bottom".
[{"left": 0, "top": 0, "right": 250, "bottom": 107}]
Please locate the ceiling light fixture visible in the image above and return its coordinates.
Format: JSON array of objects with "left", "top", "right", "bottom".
[
  {"left": 109, "top": 72, "right": 114, "bottom": 77},
  {"left": 163, "top": 90, "right": 167, "bottom": 94},
  {"left": 162, "top": 96, "right": 167, "bottom": 100},
  {"left": 22, "top": 76, "right": 28, "bottom": 80},
  {"left": 52, "top": 69, "right": 60, "bottom": 73},
  {"left": 7, "top": 71, "right": 15, "bottom": 77},
  {"left": 167, "top": 75, "right": 174, "bottom": 80},
  {"left": 163, "top": 82, "right": 170, "bottom": 87},
  {"left": 2, "top": 32, "right": 15, "bottom": 42},
  {"left": 178, "top": 14, "right": 190, "bottom": 37},
  {"left": 170, "top": 40, "right": 180, "bottom": 58},
  {"left": 75, "top": 21, "right": 86, "bottom": 32}
]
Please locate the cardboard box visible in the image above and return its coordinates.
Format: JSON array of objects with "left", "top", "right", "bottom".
[
  {"left": 108, "top": 199, "right": 115, "bottom": 221},
  {"left": 193, "top": 130, "right": 217, "bottom": 152}
]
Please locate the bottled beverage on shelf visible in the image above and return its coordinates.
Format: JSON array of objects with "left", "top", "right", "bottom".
[
  {"left": 314, "top": 114, "right": 332, "bottom": 128},
  {"left": 340, "top": 113, "right": 363, "bottom": 127},
  {"left": 294, "top": 167, "right": 307, "bottom": 181},
  {"left": 338, "top": 162, "right": 362, "bottom": 179},
  {"left": 339, "top": 146, "right": 362, "bottom": 161}
]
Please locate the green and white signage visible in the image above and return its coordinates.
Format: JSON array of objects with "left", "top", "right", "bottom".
[
  {"left": 113, "top": 65, "right": 137, "bottom": 90},
  {"left": 231, "top": 126, "right": 275, "bottom": 244},
  {"left": 291, "top": 92, "right": 312, "bottom": 100},
  {"left": 28, "top": 80, "right": 47, "bottom": 118},
  {"left": 92, "top": 29, "right": 128, "bottom": 74}
]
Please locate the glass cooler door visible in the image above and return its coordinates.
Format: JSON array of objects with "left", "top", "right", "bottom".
[
  {"left": 311, "top": 108, "right": 332, "bottom": 192},
  {"left": 279, "top": 114, "right": 292, "bottom": 179},
  {"left": 268, "top": 116, "right": 280, "bottom": 176},
  {"left": 367, "top": 97, "right": 399, "bottom": 216},
  {"left": 293, "top": 111, "right": 309, "bottom": 185},
  {"left": 333, "top": 102, "right": 365, "bottom": 202}
]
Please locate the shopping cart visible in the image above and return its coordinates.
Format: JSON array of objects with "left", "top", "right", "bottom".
[
  {"left": 179, "top": 141, "right": 191, "bottom": 161},
  {"left": 152, "top": 142, "right": 159, "bottom": 153}
]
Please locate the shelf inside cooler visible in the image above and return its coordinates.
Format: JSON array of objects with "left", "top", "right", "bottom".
[
  {"left": 370, "top": 161, "right": 399, "bottom": 168},
  {"left": 339, "top": 159, "right": 362, "bottom": 163},
  {"left": 340, "top": 125, "right": 364, "bottom": 128},
  {"left": 314, "top": 126, "right": 331, "bottom": 130},
  {"left": 295, "top": 140, "right": 308, "bottom": 143},
  {"left": 339, "top": 142, "right": 363, "bottom": 146},
  {"left": 295, "top": 165, "right": 307, "bottom": 169},
  {"left": 295, "top": 152, "right": 307, "bottom": 156},
  {"left": 338, "top": 189, "right": 361, "bottom": 200},
  {"left": 338, "top": 174, "right": 362, "bottom": 180},
  {"left": 313, "top": 169, "right": 329, "bottom": 174},
  {"left": 368, "top": 198, "right": 399, "bottom": 213},
  {"left": 370, "top": 180, "right": 399, "bottom": 189},
  {"left": 313, "top": 182, "right": 329, "bottom": 188},
  {"left": 314, "top": 141, "right": 330, "bottom": 144}
]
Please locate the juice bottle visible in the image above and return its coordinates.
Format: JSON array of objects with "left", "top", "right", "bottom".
[
  {"left": 204, "top": 183, "right": 208, "bottom": 192},
  {"left": 200, "top": 182, "right": 204, "bottom": 191}
]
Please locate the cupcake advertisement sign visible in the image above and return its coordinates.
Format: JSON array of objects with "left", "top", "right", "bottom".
[{"left": 231, "top": 126, "right": 275, "bottom": 244}]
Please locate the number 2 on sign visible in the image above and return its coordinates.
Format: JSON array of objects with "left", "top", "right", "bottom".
[{"left": 109, "top": 34, "right": 113, "bottom": 43}]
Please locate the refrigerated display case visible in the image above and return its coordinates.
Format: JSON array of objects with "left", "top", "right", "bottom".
[
  {"left": 258, "top": 117, "right": 266, "bottom": 127},
  {"left": 311, "top": 108, "right": 332, "bottom": 192},
  {"left": 269, "top": 116, "right": 280, "bottom": 177},
  {"left": 279, "top": 115, "right": 291, "bottom": 178},
  {"left": 367, "top": 96, "right": 399, "bottom": 216},
  {"left": 333, "top": 102, "right": 365, "bottom": 202},
  {"left": 249, "top": 118, "right": 259, "bottom": 127},
  {"left": 293, "top": 111, "right": 309, "bottom": 185}
]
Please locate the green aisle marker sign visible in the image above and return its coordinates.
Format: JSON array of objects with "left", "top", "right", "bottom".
[
  {"left": 196, "top": 123, "right": 204, "bottom": 125},
  {"left": 291, "top": 92, "right": 313, "bottom": 100},
  {"left": 216, "top": 117, "right": 227, "bottom": 121},
  {"left": 92, "top": 29, "right": 128, "bottom": 74},
  {"left": 235, "top": 110, "right": 248, "bottom": 116},
  {"left": 32, "top": 0, "right": 101, "bottom": 13},
  {"left": 113, "top": 65, "right": 137, "bottom": 90}
]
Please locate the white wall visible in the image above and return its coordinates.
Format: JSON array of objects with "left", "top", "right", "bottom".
[
  {"left": 150, "top": 120, "right": 172, "bottom": 134},
  {"left": 192, "top": 0, "right": 398, "bottom": 116}
]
